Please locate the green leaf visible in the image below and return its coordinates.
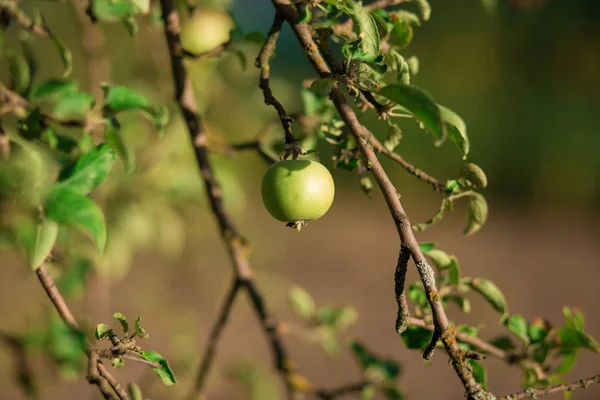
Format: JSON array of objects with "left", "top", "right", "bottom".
[
  {"left": 469, "top": 360, "right": 487, "bottom": 390},
  {"left": 56, "top": 144, "right": 116, "bottom": 195},
  {"left": 488, "top": 335, "right": 516, "bottom": 351},
  {"left": 464, "top": 193, "right": 488, "bottom": 235},
  {"left": 318, "top": 326, "right": 340, "bottom": 355},
  {"left": 113, "top": 313, "right": 129, "bottom": 333},
  {"left": 28, "top": 218, "right": 58, "bottom": 269},
  {"left": 29, "top": 79, "right": 78, "bottom": 103},
  {"left": 556, "top": 328, "right": 599, "bottom": 353},
  {"left": 92, "top": 0, "right": 139, "bottom": 22},
  {"left": 316, "top": 305, "right": 358, "bottom": 330},
  {"left": 9, "top": 52, "right": 31, "bottom": 95},
  {"left": 439, "top": 105, "right": 469, "bottom": 158},
  {"left": 112, "top": 357, "right": 125, "bottom": 368},
  {"left": 128, "top": 383, "right": 143, "bottom": 400},
  {"left": 105, "top": 120, "right": 135, "bottom": 174},
  {"left": 408, "top": 283, "right": 427, "bottom": 308},
  {"left": 504, "top": 314, "right": 529, "bottom": 344},
  {"left": 379, "top": 83, "right": 446, "bottom": 146},
  {"left": 447, "top": 295, "right": 470, "bottom": 313},
  {"left": 52, "top": 92, "right": 95, "bottom": 121},
  {"left": 45, "top": 188, "right": 107, "bottom": 255},
  {"left": 95, "top": 323, "right": 112, "bottom": 340},
  {"left": 360, "top": 175, "right": 373, "bottom": 197},
  {"left": 350, "top": 340, "right": 378, "bottom": 370},
  {"left": 384, "top": 124, "right": 403, "bottom": 152},
  {"left": 467, "top": 278, "right": 507, "bottom": 317},
  {"left": 447, "top": 257, "right": 460, "bottom": 286},
  {"left": 424, "top": 249, "right": 452, "bottom": 269},
  {"left": 528, "top": 317, "right": 551, "bottom": 344},
  {"left": 299, "top": 5, "right": 312, "bottom": 24},
  {"left": 310, "top": 78, "right": 335, "bottom": 96},
  {"left": 562, "top": 306, "right": 585, "bottom": 332},
  {"left": 122, "top": 16, "right": 138, "bottom": 36},
  {"left": 103, "top": 84, "right": 150, "bottom": 111},
  {"left": 288, "top": 285, "right": 316, "bottom": 320},
  {"left": 556, "top": 351, "right": 577, "bottom": 375},
  {"left": 102, "top": 84, "right": 168, "bottom": 134},
  {"left": 382, "top": 386, "right": 405, "bottom": 400},
  {"left": 400, "top": 326, "right": 432, "bottom": 349},
  {"left": 243, "top": 31, "right": 266, "bottom": 45},
  {"left": 413, "top": 0, "right": 431, "bottom": 21},
  {"left": 419, "top": 242, "right": 435, "bottom": 252},
  {"left": 140, "top": 350, "right": 177, "bottom": 385},
  {"left": 361, "top": 385, "right": 375, "bottom": 400},
  {"left": 49, "top": 31, "right": 73, "bottom": 77},
  {"left": 338, "top": 0, "right": 380, "bottom": 59},
  {"left": 462, "top": 163, "right": 487, "bottom": 188},
  {"left": 135, "top": 316, "right": 149, "bottom": 338}
]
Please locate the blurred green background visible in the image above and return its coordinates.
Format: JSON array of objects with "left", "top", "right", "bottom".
[{"left": 1, "top": 0, "right": 599, "bottom": 399}]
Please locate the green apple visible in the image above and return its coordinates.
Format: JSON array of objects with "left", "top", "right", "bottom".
[
  {"left": 180, "top": 8, "right": 234, "bottom": 55},
  {"left": 261, "top": 160, "right": 335, "bottom": 227}
]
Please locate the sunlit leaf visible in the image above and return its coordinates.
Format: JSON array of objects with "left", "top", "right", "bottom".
[
  {"left": 379, "top": 83, "right": 446, "bottom": 146},
  {"left": 439, "top": 105, "right": 469, "bottom": 158},
  {"left": 140, "top": 350, "right": 177, "bottom": 386},
  {"left": 467, "top": 278, "right": 507, "bottom": 317},
  {"left": 113, "top": 313, "right": 129, "bottom": 333},
  {"left": 288, "top": 285, "right": 316, "bottom": 320},
  {"left": 469, "top": 359, "right": 487, "bottom": 389},
  {"left": 28, "top": 218, "right": 58, "bottom": 270}
]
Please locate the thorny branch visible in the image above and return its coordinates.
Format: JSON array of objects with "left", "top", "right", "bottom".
[
  {"left": 157, "top": 1, "right": 295, "bottom": 398},
  {"left": 255, "top": 10, "right": 300, "bottom": 159},
  {"left": 36, "top": 263, "right": 130, "bottom": 400},
  {"left": 270, "top": 0, "right": 487, "bottom": 398}
]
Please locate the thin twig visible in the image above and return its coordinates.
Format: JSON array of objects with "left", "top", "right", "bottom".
[
  {"left": 157, "top": 2, "right": 294, "bottom": 398},
  {"left": 314, "top": 380, "right": 370, "bottom": 399},
  {"left": 191, "top": 278, "right": 241, "bottom": 396},
  {"left": 364, "top": 127, "right": 446, "bottom": 192},
  {"left": 500, "top": 374, "right": 600, "bottom": 400},
  {"left": 97, "top": 362, "right": 131, "bottom": 400},
  {"left": 270, "top": 1, "right": 486, "bottom": 398},
  {"left": 0, "top": 81, "right": 85, "bottom": 127},
  {"left": 255, "top": 10, "right": 300, "bottom": 159},
  {"left": 0, "top": 0, "right": 49, "bottom": 37},
  {"left": 0, "top": 333, "right": 37, "bottom": 398},
  {"left": 36, "top": 263, "right": 129, "bottom": 400}
]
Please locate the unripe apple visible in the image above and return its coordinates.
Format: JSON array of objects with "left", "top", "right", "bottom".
[{"left": 180, "top": 8, "right": 234, "bottom": 55}]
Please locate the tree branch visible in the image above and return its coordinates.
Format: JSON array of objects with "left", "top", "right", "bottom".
[
  {"left": 36, "top": 263, "right": 129, "bottom": 400},
  {"left": 364, "top": 126, "right": 446, "bottom": 191},
  {"left": 500, "top": 374, "right": 600, "bottom": 400},
  {"left": 157, "top": 2, "right": 294, "bottom": 398},
  {"left": 270, "top": 1, "right": 487, "bottom": 398},
  {"left": 0, "top": 0, "right": 49, "bottom": 37},
  {"left": 314, "top": 380, "right": 370, "bottom": 399},
  {"left": 394, "top": 245, "right": 411, "bottom": 334},
  {"left": 190, "top": 278, "right": 241, "bottom": 397},
  {"left": 255, "top": 10, "right": 300, "bottom": 159}
]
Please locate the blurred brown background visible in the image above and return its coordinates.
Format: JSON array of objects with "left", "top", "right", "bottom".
[{"left": 1, "top": 0, "right": 600, "bottom": 399}]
